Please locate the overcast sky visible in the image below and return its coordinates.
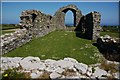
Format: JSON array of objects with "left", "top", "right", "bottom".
[{"left": 1, "top": 2, "right": 119, "bottom": 26}]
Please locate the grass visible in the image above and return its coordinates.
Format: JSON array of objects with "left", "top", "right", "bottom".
[
  {"left": 1, "top": 24, "right": 20, "bottom": 30},
  {"left": 1, "top": 30, "right": 15, "bottom": 35},
  {"left": 0, "top": 24, "right": 20, "bottom": 35},
  {"left": 2, "top": 68, "right": 30, "bottom": 79},
  {"left": 3, "top": 31, "right": 101, "bottom": 64}
]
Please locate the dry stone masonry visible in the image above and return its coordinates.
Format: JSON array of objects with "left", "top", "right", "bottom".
[
  {"left": 0, "top": 29, "right": 32, "bottom": 55},
  {"left": 54, "top": 4, "right": 82, "bottom": 30},
  {"left": 19, "top": 10, "right": 56, "bottom": 37},
  {"left": 19, "top": 4, "right": 101, "bottom": 39},
  {"left": 75, "top": 11, "right": 101, "bottom": 40},
  {"left": 1, "top": 57, "right": 119, "bottom": 79},
  {"left": 96, "top": 35, "right": 120, "bottom": 62},
  {"left": 1, "top": 4, "right": 101, "bottom": 54}
]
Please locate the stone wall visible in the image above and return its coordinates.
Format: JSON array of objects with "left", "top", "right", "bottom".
[
  {"left": 0, "top": 29, "right": 32, "bottom": 55},
  {"left": 54, "top": 4, "right": 82, "bottom": 30},
  {"left": 19, "top": 10, "right": 56, "bottom": 38},
  {"left": 96, "top": 35, "right": 120, "bottom": 62},
  {"left": 76, "top": 11, "right": 101, "bottom": 40},
  {"left": 1, "top": 57, "right": 119, "bottom": 79},
  {"left": 87, "top": 12, "right": 101, "bottom": 40}
]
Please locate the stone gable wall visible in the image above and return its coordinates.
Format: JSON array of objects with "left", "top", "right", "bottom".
[{"left": 54, "top": 4, "right": 82, "bottom": 30}]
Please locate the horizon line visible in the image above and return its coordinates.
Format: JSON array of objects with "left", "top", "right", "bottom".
[{"left": 1, "top": 23, "right": 119, "bottom": 26}]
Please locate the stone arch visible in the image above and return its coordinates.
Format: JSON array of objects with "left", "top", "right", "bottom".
[{"left": 54, "top": 4, "right": 82, "bottom": 30}]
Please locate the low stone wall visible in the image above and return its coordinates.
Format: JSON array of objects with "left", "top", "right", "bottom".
[
  {"left": 1, "top": 57, "right": 119, "bottom": 79},
  {"left": 96, "top": 35, "right": 120, "bottom": 62},
  {"left": 0, "top": 29, "right": 32, "bottom": 55}
]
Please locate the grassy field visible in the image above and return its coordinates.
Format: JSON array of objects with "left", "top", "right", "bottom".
[
  {"left": 1, "top": 30, "right": 15, "bottom": 35},
  {"left": 100, "top": 31, "right": 119, "bottom": 38},
  {"left": 0, "top": 24, "right": 20, "bottom": 35},
  {"left": 1, "top": 24, "right": 20, "bottom": 30},
  {"left": 101, "top": 26, "right": 119, "bottom": 38},
  {"left": 3, "top": 31, "right": 101, "bottom": 64}
]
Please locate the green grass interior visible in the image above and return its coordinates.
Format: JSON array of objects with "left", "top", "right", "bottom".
[
  {"left": 3, "top": 31, "right": 101, "bottom": 64},
  {"left": 2, "top": 25, "right": 119, "bottom": 64}
]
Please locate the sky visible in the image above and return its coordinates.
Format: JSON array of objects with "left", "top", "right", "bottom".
[{"left": 1, "top": 2, "right": 119, "bottom": 26}]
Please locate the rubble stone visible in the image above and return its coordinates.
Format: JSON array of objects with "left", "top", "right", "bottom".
[
  {"left": 96, "top": 35, "right": 120, "bottom": 62},
  {"left": 1, "top": 57, "right": 119, "bottom": 79},
  {"left": 92, "top": 67, "right": 107, "bottom": 78},
  {"left": 74, "top": 63, "right": 88, "bottom": 74},
  {"left": 50, "top": 72, "right": 61, "bottom": 79}
]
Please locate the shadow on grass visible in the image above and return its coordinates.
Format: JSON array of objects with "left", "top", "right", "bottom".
[{"left": 74, "top": 31, "right": 92, "bottom": 40}]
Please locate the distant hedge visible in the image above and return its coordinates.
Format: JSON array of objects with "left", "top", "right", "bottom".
[
  {"left": 1, "top": 24, "right": 20, "bottom": 30},
  {"left": 101, "top": 26, "right": 119, "bottom": 33}
]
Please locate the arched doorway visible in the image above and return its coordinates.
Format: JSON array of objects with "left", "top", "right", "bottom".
[
  {"left": 62, "top": 9, "right": 76, "bottom": 27},
  {"left": 65, "top": 10, "right": 75, "bottom": 27}
]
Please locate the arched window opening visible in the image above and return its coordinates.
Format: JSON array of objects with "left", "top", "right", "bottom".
[{"left": 65, "top": 10, "right": 74, "bottom": 27}]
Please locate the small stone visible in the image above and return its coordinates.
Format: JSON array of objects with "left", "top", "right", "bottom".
[
  {"left": 74, "top": 63, "right": 88, "bottom": 74},
  {"left": 60, "top": 75, "right": 65, "bottom": 79},
  {"left": 8, "top": 62, "right": 20, "bottom": 68},
  {"left": 72, "top": 48, "right": 76, "bottom": 51},
  {"left": 104, "top": 35, "right": 111, "bottom": 39},
  {"left": 113, "top": 40, "right": 117, "bottom": 43},
  {"left": 30, "top": 72, "right": 40, "bottom": 79},
  {"left": 65, "top": 34, "right": 67, "bottom": 35},
  {"left": 31, "top": 62, "right": 46, "bottom": 70},
  {"left": 20, "top": 60, "right": 46, "bottom": 70},
  {"left": 80, "top": 47, "right": 84, "bottom": 49},
  {"left": 55, "top": 60, "right": 74, "bottom": 69},
  {"left": 1, "top": 42, "right": 4, "bottom": 46},
  {"left": 1, "top": 35, "right": 5, "bottom": 38},
  {"left": 64, "top": 57, "right": 78, "bottom": 63},
  {"left": 86, "top": 67, "right": 92, "bottom": 76},
  {"left": 65, "top": 75, "right": 80, "bottom": 79},
  {"left": 92, "top": 67, "right": 107, "bottom": 78},
  {"left": 50, "top": 72, "right": 61, "bottom": 79},
  {"left": 23, "top": 70, "right": 31, "bottom": 73},
  {"left": 45, "top": 65, "right": 58, "bottom": 72},
  {"left": 41, "top": 55, "right": 45, "bottom": 57},
  {"left": 22, "top": 56, "right": 41, "bottom": 62},
  {"left": 11, "top": 57, "right": 22, "bottom": 63},
  {"left": 55, "top": 68, "right": 65, "bottom": 74},
  {"left": 100, "top": 36, "right": 103, "bottom": 39},
  {"left": 114, "top": 72, "right": 119, "bottom": 79},
  {"left": 79, "top": 74, "right": 88, "bottom": 79},
  {"left": 45, "top": 59, "right": 57, "bottom": 65}
]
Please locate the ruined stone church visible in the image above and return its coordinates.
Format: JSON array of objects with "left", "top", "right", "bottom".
[
  {"left": 20, "top": 4, "right": 101, "bottom": 40},
  {"left": 1, "top": 4, "right": 101, "bottom": 54}
]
